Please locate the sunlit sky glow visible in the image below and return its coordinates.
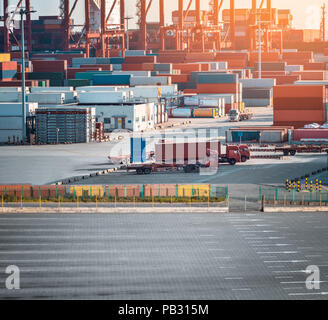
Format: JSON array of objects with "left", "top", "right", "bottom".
[{"left": 0, "top": 0, "right": 324, "bottom": 30}]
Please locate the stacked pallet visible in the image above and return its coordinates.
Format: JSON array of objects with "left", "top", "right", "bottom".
[{"left": 35, "top": 107, "right": 95, "bottom": 144}]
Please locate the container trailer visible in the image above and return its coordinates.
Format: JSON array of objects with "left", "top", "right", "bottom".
[{"left": 125, "top": 140, "right": 250, "bottom": 174}]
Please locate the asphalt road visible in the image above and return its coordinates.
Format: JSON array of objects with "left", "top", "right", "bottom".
[{"left": 0, "top": 212, "right": 327, "bottom": 300}]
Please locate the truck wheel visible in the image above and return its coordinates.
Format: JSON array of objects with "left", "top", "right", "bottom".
[
  {"left": 136, "top": 168, "right": 144, "bottom": 175},
  {"left": 144, "top": 168, "right": 151, "bottom": 174},
  {"left": 184, "top": 165, "right": 192, "bottom": 173},
  {"left": 228, "top": 158, "right": 236, "bottom": 165},
  {"left": 289, "top": 150, "right": 296, "bottom": 156},
  {"left": 241, "top": 155, "right": 247, "bottom": 162}
]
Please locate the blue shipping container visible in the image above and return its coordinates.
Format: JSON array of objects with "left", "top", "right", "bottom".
[
  {"left": 93, "top": 74, "right": 131, "bottom": 85},
  {"left": 130, "top": 137, "right": 146, "bottom": 163}
]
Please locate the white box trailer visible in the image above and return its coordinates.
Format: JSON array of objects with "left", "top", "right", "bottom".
[
  {"left": 30, "top": 87, "right": 74, "bottom": 93},
  {"left": 0, "top": 92, "right": 21, "bottom": 102},
  {"left": 130, "top": 76, "right": 171, "bottom": 86},
  {"left": 76, "top": 86, "right": 120, "bottom": 93},
  {"left": 25, "top": 93, "right": 66, "bottom": 104},
  {"left": 0, "top": 87, "right": 22, "bottom": 92},
  {"left": 240, "top": 78, "right": 276, "bottom": 88},
  {"left": 112, "top": 71, "right": 151, "bottom": 77},
  {"left": 0, "top": 102, "right": 38, "bottom": 116},
  {"left": 78, "top": 91, "right": 129, "bottom": 104}
]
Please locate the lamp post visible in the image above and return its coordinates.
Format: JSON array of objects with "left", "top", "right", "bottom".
[
  {"left": 125, "top": 17, "right": 133, "bottom": 51},
  {"left": 15, "top": 7, "right": 36, "bottom": 143},
  {"left": 56, "top": 128, "right": 60, "bottom": 144}
]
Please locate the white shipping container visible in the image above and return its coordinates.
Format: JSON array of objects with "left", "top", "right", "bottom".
[
  {"left": 125, "top": 50, "right": 146, "bottom": 56},
  {"left": 78, "top": 91, "right": 128, "bottom": 104},
  {"left": 0, "top": 92, "right": 20, "bottom": 102},
  {"left": 25, "top": 93, "right": 65, "bottom": 104},
  {"left": 130, "top": 76, "right": 170, "bottom": 86},
  {"left": 0, "top": 87, "right": 22, "bottom": 92},
  {"left": 285, "top": 65, "right": 303, "bottom": 72},
  {"left": 240, "top": 78, "right": 276, "bottom": 88},
  {"left": 112, "top": 71, "right": 151, "bottom": 76},
  {"left": 0, "top": 102, "right": 38, "bottom": 116},
  {"left": 30, "top": 87, "right": 74, "bottom": 93},
  {"left": 184, "top": 96, "right": 199, "bottom": 106},
  {"left": 0, "top": 117, "right": 23, "bottom": 130},
  {"left": 171, "top": 108, "right": 192, "bottom": 118},
  {"left": 118, "top": 87, "right": 160, "bottom": 99}
]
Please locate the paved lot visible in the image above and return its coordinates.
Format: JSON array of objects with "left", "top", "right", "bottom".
[
  {"left": 0, "top": 212, "right": 327, "bottom": 300},
  {"left": 0, "top": 108, "right": 272, "bottom": 185}
]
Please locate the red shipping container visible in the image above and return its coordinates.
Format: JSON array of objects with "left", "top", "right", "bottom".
[
  {"left": 303, "top": 62, "right": 326, "bottom": 70},
  {"left": 293, "top": 129, "right": 328, "bottom": 141},
  {"left": 171, "top": 74, "right": 190, "bottom": 83},
  {"left": 32, "top": 60, "right": 67, "bottom": 72},
  {"left": 173, "top": 63, "right": 201, "bottom": 73},
  {"left": 124, "top": 56, "right": 156, "bottom": 64}
]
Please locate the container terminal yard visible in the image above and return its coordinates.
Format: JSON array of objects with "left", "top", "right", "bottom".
[{"left": 0, "top": 0, "right": 328, "bottom": 302}]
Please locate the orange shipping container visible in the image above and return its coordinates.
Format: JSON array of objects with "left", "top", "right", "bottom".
[
  {"left": 273, "top": 85, "right": 326, "bottom": 98},
  {"left": 291, "top": 71, "right": 327, "bottom": 80},
  {"left": 273, "top": 97, "right": 324, "bottom": 109},
  {"left": 173, "top": 63, "right": 201, "bottom": 73},
  {"left": 171, "top": 74, "right": 190, "bottom": 83},
  {"left": 274, "top": 110, "right": 325, "bottom": 122}
]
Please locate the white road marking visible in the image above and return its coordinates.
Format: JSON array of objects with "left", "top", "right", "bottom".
[
  {"left": 257, "top": 251, "right": 298, "bottom": 254},
  {"left": 264, "top": 260, "right": 308, "bottom": 263},
  {"left": 224, "top": 277, "right": 244, "bottom": 280}
]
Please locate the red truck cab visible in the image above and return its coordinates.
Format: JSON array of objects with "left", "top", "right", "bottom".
[{"left": 238, "top": 144, "right": 251, "bottom": 162}]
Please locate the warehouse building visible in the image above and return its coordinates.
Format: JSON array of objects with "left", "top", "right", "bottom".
[{"left": 85, "top": 102, "right": 155, "bottom": 132}]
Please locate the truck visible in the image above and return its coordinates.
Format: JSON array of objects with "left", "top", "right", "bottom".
[
  {"left": 229, "top": 109, "right": 253, "bottom": 122},
  {"left": 125, "top": 140, "right": 251, "bottom": 174},
  {"left": 275, "top": 145, "right": 328, "bottom": 156}
]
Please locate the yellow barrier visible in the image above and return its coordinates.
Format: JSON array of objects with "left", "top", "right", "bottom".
[
  {"left": 0, "top": 53, "right": 11, "bottom": 62},
  {"left": 177, "top": 185, "right": 210, "bottom": 197},
  {"left": 69, "top": 186, "right": 104, "bottom": 197}
]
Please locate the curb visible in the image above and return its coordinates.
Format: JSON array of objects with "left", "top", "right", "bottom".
[
  {"left": 56, "top": 167, "right": 119, "bottom": 185},
  {"left": 264, "top": 206, "right": 328, "bottom": 212},
  {"left": 0, "top": 207, "right": 229, "bottom": 214}
]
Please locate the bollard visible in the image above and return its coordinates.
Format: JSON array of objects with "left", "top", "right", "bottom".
[
  {"left": 1, "top": 194, "right": 3, "bottom": 210},
  {"left": 39, "top": 196, "right": 42, "bottom": 209},
  {"left": 77, "top": 196, "right": 79, "bottom": 208},
  {"left": 21, "top": 195, "right": 23, "bottom": 209},
  {"left": 114, "top": 195, "right": 117, "bottom": 209},
  {"left": 245, "top": 195, "right": 247, "bottom": 211},
  {"left": 284, "top": 194, "right": 286, "bottom": 207},
  {"left": 96, "top": 195, "right": 98, "bottom": 209},
  {"left": 133, "top": 196, "right": 135, "bottom": 209}
]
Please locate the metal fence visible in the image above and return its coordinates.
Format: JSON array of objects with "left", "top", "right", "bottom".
[
  {"left": 259, "top": 186, "right": 328, "bottom": 206},
  {"left": 0, "top": 184, "right": 228, "bottom": 202}
]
